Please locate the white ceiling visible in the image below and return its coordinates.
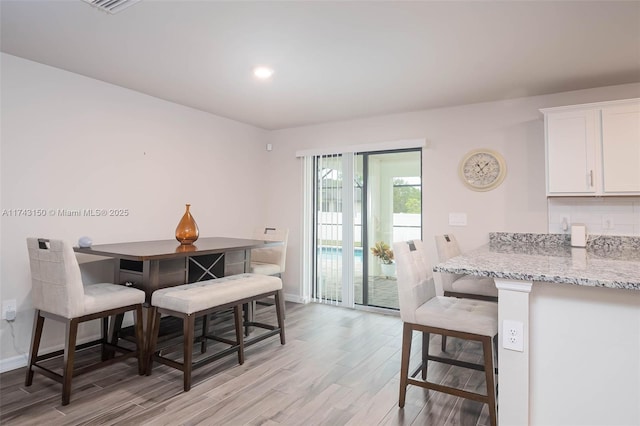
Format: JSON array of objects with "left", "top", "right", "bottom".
[{"left": 1, "top": 1, "right": 639, "bottom": 130}]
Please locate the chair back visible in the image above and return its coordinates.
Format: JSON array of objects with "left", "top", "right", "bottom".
[
  {"left": 26, "top": 238, "right": 85, "bottom": 318},
  {"left": 435, "top": 234, "right": 462, "bottom": 261},
  {"left": 434, "top": 234, "right": 464, "bottom": 290},
  {"left": 251, "top": 227, "right": 289, "bottom": 273},
  {"left": 393, "top": 240, "right": 436, "bottom": 324}
]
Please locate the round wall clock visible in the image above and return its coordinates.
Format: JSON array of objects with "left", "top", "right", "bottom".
[{"left": 458, "top": 149, "right": 507, "bottom": 191}]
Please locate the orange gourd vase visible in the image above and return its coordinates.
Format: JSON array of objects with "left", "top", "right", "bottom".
[{"left": 175, "top": 203, "right": 199, "bottom": 245}]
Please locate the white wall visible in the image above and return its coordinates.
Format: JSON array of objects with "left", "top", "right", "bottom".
[
  {"left": 0, "top": 53, "right": 269, "bottom": 368},
  {"left": 263, "top": 83, "right": 640, "bottom": 298},
  {"left": 548, "top": 196, "right": 640, "bottom": 235}
]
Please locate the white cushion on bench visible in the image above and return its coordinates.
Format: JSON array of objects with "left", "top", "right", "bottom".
[{"left": 151, "top": 273, "right": 282, "bottom": 315}]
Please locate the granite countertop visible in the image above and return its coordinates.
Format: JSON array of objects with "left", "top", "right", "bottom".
[{"left": 433, "top": 233, "right": 640, "bottom": 291}]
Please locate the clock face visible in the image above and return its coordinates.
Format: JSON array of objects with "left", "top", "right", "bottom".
[{"left": 459, "top": 149, "right": 506, "bottom": 191}]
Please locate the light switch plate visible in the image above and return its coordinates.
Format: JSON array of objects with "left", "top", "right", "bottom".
[{"left": 448, "top": 213, "right": 467, "bottom": 226}]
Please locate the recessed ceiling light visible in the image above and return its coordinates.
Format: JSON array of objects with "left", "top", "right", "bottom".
[{"left": 253, "top": 66, "right": 274, "bottom": 80}]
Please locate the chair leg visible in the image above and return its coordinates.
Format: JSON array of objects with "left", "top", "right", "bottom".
[
  {"left": 482, "top": 335, "right": 498, "bottom": 426},
  {"left": 399, "top": 322, "right": 413, "bottom": 408},
  {"left": 421, "top": 332, "right": 429, "bottom": 380},
  {"left": 275, "top": 290, "right": 286, "bottom": 345},
  {"left": 183, "top": 314, "right": 195, "bottom": 392},
  {"left": 25, "top": 310, "right": 44, "bottom": 387},
  {"left": 104, "top": 312, "right": 124, "bottom": 359},
  {"left": 233, "top": 305, "right": 244, "bottom": 365},
  {"left": 442, "top": 335, "right": 447, "bottom": 352},
  {"left": 201, "top": 314, "right": 209, "bottom": 354},
  {"left": 134, "top": 305, "right": 145, "bottom": 375},
  {"left": 243, "top": 303, "right": 252, "bottom": 337},
  {"left": 146, "top": 307, "right": 161, "bottom": 376},
  {"left": 101, "top": 316, "right": 109, "bottom": 361},
  {"left": 62, "top": 318, "right": 79, "bottom": 406}
]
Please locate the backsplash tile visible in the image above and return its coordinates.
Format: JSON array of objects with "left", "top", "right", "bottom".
[{"left": 548, "top": 197, "right": 640, "bottom": 236}]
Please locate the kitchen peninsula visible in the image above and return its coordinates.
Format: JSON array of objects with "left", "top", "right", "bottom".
[{"left": 434, "top": 233, "right": 640, "bottom": 426}]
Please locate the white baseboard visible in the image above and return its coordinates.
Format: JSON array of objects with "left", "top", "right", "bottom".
[
  {"left": 0, "top": 333, "right": 104, "bottom": 373},
  {"left": 284, "top": 293, "right": 308, "bottom": 304},
  {"left": 1, "top": 354, "right": 28, "bottom": 373}
]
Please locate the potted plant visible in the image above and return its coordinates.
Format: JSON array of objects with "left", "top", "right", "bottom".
[{"left": 371, "top": 241, "right": 395, "bottom": 277}]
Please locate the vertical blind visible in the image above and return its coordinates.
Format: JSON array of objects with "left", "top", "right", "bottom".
[{"left": 312, "top": 153, "right": 355, "bottom": 306}]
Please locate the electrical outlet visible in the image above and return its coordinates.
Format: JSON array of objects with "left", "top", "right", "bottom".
[
  {"left": 2, "top": 299, "right": 17, "bottom": 321},
  {"left": 503, "top": 320, "right": 524, "bottom": 352},
  {"left": 602, "top": 215, "right": 614, "bottom": 230}
]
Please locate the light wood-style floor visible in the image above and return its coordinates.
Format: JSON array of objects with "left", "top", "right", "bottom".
[{"left": 0, "top": 302, "right": 491, "bottom": 425}]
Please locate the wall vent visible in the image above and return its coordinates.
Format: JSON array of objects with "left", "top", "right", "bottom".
[{"left": 81, "top": 0, "right": 141, "bottom": 14}]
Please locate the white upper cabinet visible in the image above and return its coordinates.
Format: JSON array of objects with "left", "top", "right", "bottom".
[
  {"left": 601, "top": 102, "right": 640, "bottom": 193},
  {"left": 545, "top": 108, "right": 598, "bottom": 194},
  {"left": 541, "top": 98, "right": 640, "bottom": 196}
]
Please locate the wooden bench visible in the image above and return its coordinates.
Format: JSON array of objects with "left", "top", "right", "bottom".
[{"left": 146, "top": 273, "right": 285, "bottom": 391}]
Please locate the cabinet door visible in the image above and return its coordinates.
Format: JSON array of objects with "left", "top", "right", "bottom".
[
  {"left": 546, "top": 109, "right": 597, "bottom": 194},
  {"left": 601, "top": 102, "right": 640, "bottom": 193}
]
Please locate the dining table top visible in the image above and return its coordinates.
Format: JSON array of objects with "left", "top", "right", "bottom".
[{"left": 74, "top": 236, "right": 280, "bottom": 261}]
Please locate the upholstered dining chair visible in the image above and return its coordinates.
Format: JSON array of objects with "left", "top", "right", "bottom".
[
  {"left": 250, "top": 227, "right": 288, "bottom": 314},
  {"left": 25, "top": 238, "right": 145, "bottom": 405},
  {"left": 393, "top": 240, "right": 498, "bottom": 426},
  {"left": 250, "top": 227, "right": 288, "bottom": 278}
]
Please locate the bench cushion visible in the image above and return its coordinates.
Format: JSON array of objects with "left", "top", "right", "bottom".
[{"left": 151, "top": 273, "right": 282, "bottom": 314}]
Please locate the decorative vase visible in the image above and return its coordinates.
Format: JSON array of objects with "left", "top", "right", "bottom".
[
  {"left": 175, "top": 203, "right": 199, "bottom": 245},
  {"left": 175, "top": 244, "right": 197, "bottom": 253}
]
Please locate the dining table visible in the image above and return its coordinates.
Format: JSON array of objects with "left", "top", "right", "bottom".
[
  {"left": 74, "top": 236, "right": 283, "bottom": 358},
  {"left": 74, "top": 236, "right": 281, "bottom": 301}
]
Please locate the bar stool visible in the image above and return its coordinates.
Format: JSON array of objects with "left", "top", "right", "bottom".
[
  {"left": 24, "top": 238, "right": 145, "bottom": 405},
  {"left": 394, "top": 240, "right": 498, "bottom": 426},
  {"left": 435, "top": 234, "right": 498, "bottom": 351},
  {"left": 434, "top": 234, "right": 498, "bottom": 301},
  {"left": 250, "top": 227, "right": 288, "bottom": 316}
]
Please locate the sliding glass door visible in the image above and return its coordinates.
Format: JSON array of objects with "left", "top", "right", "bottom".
[
  {"left": 312, "top": 149, "right": 421, "bottom": 310},
  {"left": 357, "top": 150, "right": 422, "bottom": 309}
]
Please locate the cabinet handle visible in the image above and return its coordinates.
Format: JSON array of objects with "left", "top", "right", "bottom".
[{"left": 589, "top": 170, "right": 594, "bottom": 187}]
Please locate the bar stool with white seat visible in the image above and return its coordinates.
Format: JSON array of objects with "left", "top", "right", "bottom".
[
  {"left": 434, "top": 234, "right": 498, "bottom": 301},
  {"left": 394, "top": 239, "right": 498, "bottom": 426},
  {"left": 250, "top": 227, "right": 288, "bottom": 278},
  {"left": 250, "top": 227, "right": 288, "bottom": 315},
  {"left": 435, "top": 234, "right": 498, "bottom": 351},
  {"left": 24, "top": 238, "right": 145, "bottom": 406}
]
